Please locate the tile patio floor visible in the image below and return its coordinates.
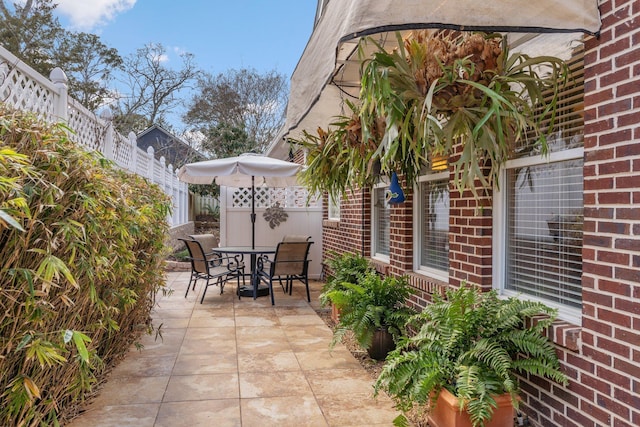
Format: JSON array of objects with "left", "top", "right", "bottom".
[{"left": 66, "top": 271, "right": 400, "bottom": 427}]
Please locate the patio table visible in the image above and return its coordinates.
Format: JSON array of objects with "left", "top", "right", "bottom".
[{"left": 214, "top": 246, "right": 276, "bottom": 299}]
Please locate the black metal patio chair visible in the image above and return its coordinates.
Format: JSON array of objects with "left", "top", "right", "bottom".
[
  {"left": 256, "top": 241, "right": 313, "bottom": 305},
  {"left": 179, "top": 238, "right": 243, "bottom": 303}
]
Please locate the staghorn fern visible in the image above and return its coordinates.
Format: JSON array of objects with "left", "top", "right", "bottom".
[{"left": 375, "top": 285, "right": 569, "bottom": 427}]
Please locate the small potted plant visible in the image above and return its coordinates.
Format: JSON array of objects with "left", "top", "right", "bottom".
[
  {"left": 320, "top": 251, "right": 374, "bottom": 322},
  {"left": 375, "top": 285, "right": 568, "bottom": 427},
  {"left": 325, "top": 271, "right": 415, "bottom": 360}
]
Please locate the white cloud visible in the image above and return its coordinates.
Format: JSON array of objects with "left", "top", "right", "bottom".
[{"left": 54, "top": 0, "right": 137, "bottom": 31}]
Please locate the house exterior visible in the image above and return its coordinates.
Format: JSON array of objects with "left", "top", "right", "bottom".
[
  {"left": 274, "top": 1, "right": 639, "bottom": 426},
  {"left": 136, "top": 124, "right": 204, "bottom": 168}
]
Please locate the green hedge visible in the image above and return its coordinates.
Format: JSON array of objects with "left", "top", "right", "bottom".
[{"left": 0, "top": 106, "right": 172, "bottom": 426}]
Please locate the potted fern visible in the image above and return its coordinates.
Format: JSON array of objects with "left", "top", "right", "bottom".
[
  {"left": 374, "top": 285, "right": 568, "bottom": 427},
  {"left": 325, "top": 271, "right": 415, "bottom": 360},
  {"left": 320, "top": 251, "right": 374, "bottom": 322}
]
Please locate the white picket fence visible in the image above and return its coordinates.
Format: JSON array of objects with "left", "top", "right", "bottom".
[{"left": 0, "top": 45, "right": 188, "bottom": 227}]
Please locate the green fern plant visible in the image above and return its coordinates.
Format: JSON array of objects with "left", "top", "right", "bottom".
[
  {"left": 325, "top": 271, "right": 415, "bottom": 353},
  {"left": 375, "top": 285, "right": 568, "bottom": 427},
  {"left": 319, "top": 251, "right": 374, "bottom": 307}
]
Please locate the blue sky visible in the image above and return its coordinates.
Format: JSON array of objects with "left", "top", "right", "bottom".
[
  {"left": 47, "top": 0, "right": 318, "bottom": 130},
  {"left": 54, "top": 0, "right": 317, "bottom": 79}
]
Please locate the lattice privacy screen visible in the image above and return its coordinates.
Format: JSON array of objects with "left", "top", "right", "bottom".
[{"left": 232, "top": 187, "right": 318, "bottom": 209}]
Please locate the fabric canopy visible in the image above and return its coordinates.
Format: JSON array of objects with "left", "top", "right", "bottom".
[
  {"left": 177, "top": 154, "right": 301, "bottom": 188},
  {"left": 281, "top": 0, "right": 601, "bottom": 142}
]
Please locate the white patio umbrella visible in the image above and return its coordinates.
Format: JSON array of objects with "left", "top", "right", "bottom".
[{"left": 177, "top": 153, "right": 302, "bottom": 249}]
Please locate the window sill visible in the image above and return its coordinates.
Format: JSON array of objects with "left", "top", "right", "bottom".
[
  {"left": 529, "top": 316, "right": 581, "bottom": 352},
  {"left": 322, "top": 219, "right": 340, "bottom": 229}
]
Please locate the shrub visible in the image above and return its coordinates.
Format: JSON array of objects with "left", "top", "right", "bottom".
[{"left": 0, "top": 106, "right": 172, "bottom": 426}]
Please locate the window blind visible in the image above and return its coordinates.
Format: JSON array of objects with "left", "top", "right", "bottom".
[
  {"left": 506, "top": 159, "right": 583, "bottom": 308},
  {"left": 420, "top": 180, "right": 449, "bottom": 271}
]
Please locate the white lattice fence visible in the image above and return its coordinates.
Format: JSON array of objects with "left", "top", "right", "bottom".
[
  {"left": 0, "top": 45, "right": 189, "bottom": 227},
  {"left": 0, "top": 59, "right": 56, "bottom": 120},
  {"left": 231, "top": 187, "right": 319, "bottom": 209}
]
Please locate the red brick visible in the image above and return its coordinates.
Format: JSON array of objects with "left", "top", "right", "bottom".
[
  {"left": 616, "top": 267, "right": 640, "bottom": 283},
  {"left": 599, "top": 129, "right": 633, "bottom": 146},
  {"left": 599, "top": 191, "right": 631, "bottom": 204}
]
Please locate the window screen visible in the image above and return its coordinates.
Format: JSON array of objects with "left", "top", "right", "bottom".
[
  {"left": 373, "top": 187, "right": 390, "bottom": 257},
  {"left": 420, "top": 179, "right": 449, "bottom": 272},
  {"left": 505, "top": 159, "right": 583, "bottom": 308}
]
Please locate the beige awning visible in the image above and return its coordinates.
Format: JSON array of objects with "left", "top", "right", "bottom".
[{"left": 282, "top": 0, "right": 601, "bottom": 142}]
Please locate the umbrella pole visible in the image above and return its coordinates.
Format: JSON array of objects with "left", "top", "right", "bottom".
[{"left": 251, "top": 176, "right": 256, "bottom": 249}]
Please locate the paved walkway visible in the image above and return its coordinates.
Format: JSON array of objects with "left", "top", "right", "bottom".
[{"left": 66, "top": 271, "right": 400, "bottom": 426}]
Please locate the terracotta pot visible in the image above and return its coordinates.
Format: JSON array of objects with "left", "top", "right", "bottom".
[
  {"left": 330, "top": 303, "right": 341, "bottom": 323},
  {"left": 367, "top": 328, "right": 395, "bottom": 360},
  {"left": 428, "top": 388, "right": 515, "bottom": 427}
]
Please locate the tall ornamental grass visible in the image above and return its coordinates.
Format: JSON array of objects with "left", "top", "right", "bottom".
[{"left": 0, "top": 105, "right": 172, "bottom": 426}]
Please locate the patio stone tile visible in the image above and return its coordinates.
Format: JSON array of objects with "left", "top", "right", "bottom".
[
  {"left": 238, "top": 370, "right": 313, "bottom": 398},
  {"left": 191, "top": 304, "right": 235, "bottom": 317},
  {"left": 315, "top": 392, "right": 398, "bottom": 426},
  {"left": 184, "top": 325, "right": 236, "bottom": 339},
  {"left": 305, "top": 369, "right": 376, "bottom": 396},
  {"left": 153, "top": 316, "right": 191, "bottom": 329},
  {"left": 235, "top": 325, "right": 286, "bottom": 339},
  {"left": 179, "top": 335, "right": 237, "bottom": 356},
  {"left": 155, "top": 400, "right": 241, "bottom": 427},
  {"left": 109, "top": 353, "right": 176, "bottom": 378},
  {"left": 236, "top": 336, "right": 293, "bottom": 354},
  {"left": 172, "top": 352, "right": 238, "bottom": 375},
  {"left": 233, "top": 306, "right": 276, "bottom": 317},
  {"left": 274, "top": 306, "right": 318, "bottom": 316},
  {"left": 285, "top": 330, "right": 335, "bottom": 352},
  {"left": 240, "top": 396, "right": 328, "bottom": 427},
  {"left": 188, "top": 315, "right": 235, "bottom": 328},
  {"left": 236, "top": 327, "right": 292, "bottom": 354},
  {"left": 65, "top": 403, "right": 159, "bottom": 427},
  {"left": 235, "top": 312, "right": 280, "bottom": 327},
  {"left": 237, "top": 351, "right": 301, "bottom": 373},
  {"left": 132, "top": 329, "right": 186, "bottom": 358},
  {"left": 90, "top": 376, "right": 170, "bottom": 406},
  {"left": 151, "top": 307, "right": 194, "bottom": 318},
  {"left": 278, "top": 314, "right": 327, "bottom": 326},
  {"left": 295, "top": 348, "right": 362, "bottom": 370},
  {"left": 163, "top": 373, "right": 239, "bottom": 401}
]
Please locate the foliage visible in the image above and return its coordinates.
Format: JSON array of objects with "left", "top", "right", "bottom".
[
  {"left": 184, "top": 67, "right": 288, "bottom": 153},
  {"left": 0, "top": 106, "right": 172, "bottom": 426},
  {"left": 0, "top": 0, "right": 64, "bottom": 76},
  {"left": 56, "top": 32, "right": 123, "bottom": 111},
  {"left": 325, "top": 271, "right": 415, "bottom": 351},
  {"left": 295, "top": 31, "right": 567, "bottom": 200},
  {"left": 319, "top": 250, "right": 374, "bottom": 307},
  {"left": 201, "top": 122, "right": 258, "bottom": 159},
  {"left": 374, "top": 285, "right": 569, "bottom": 427},
  {"left": 0, "top": 0, "right": 122, "bottom": 111},
  {"left": 112, "top": 43, "right": 198, "bottom": 134}
]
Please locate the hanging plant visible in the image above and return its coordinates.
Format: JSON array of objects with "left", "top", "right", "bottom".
[
  {"left": 293, "top": 99, "right": 385, "bottom": 201},
  {"left": 294, "top": 31, "right": 568, "bottom": 199}
]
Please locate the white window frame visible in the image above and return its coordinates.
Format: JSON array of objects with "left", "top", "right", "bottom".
[
  {"left": 493, "top": 147, "right": 584, "bottom": 325},
  {"left": 371, "top": 181, "right": 390, "bottom": 262},
  {"left": 414, "top": 171, "right": 450, "bottom": 282},
  {"left": 327, "top": 195, "right": 340, "bottom": 221}
]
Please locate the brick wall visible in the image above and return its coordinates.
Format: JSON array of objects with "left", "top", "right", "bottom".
[
  {"left": 574, "top": 1, "right": 640, "bottom": 426},
  {"left": 318, "top": 2, "right": 639, "bottom": 425},
  {"left": 322, "top": 189, "right": 371, "bottom": 266}
]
